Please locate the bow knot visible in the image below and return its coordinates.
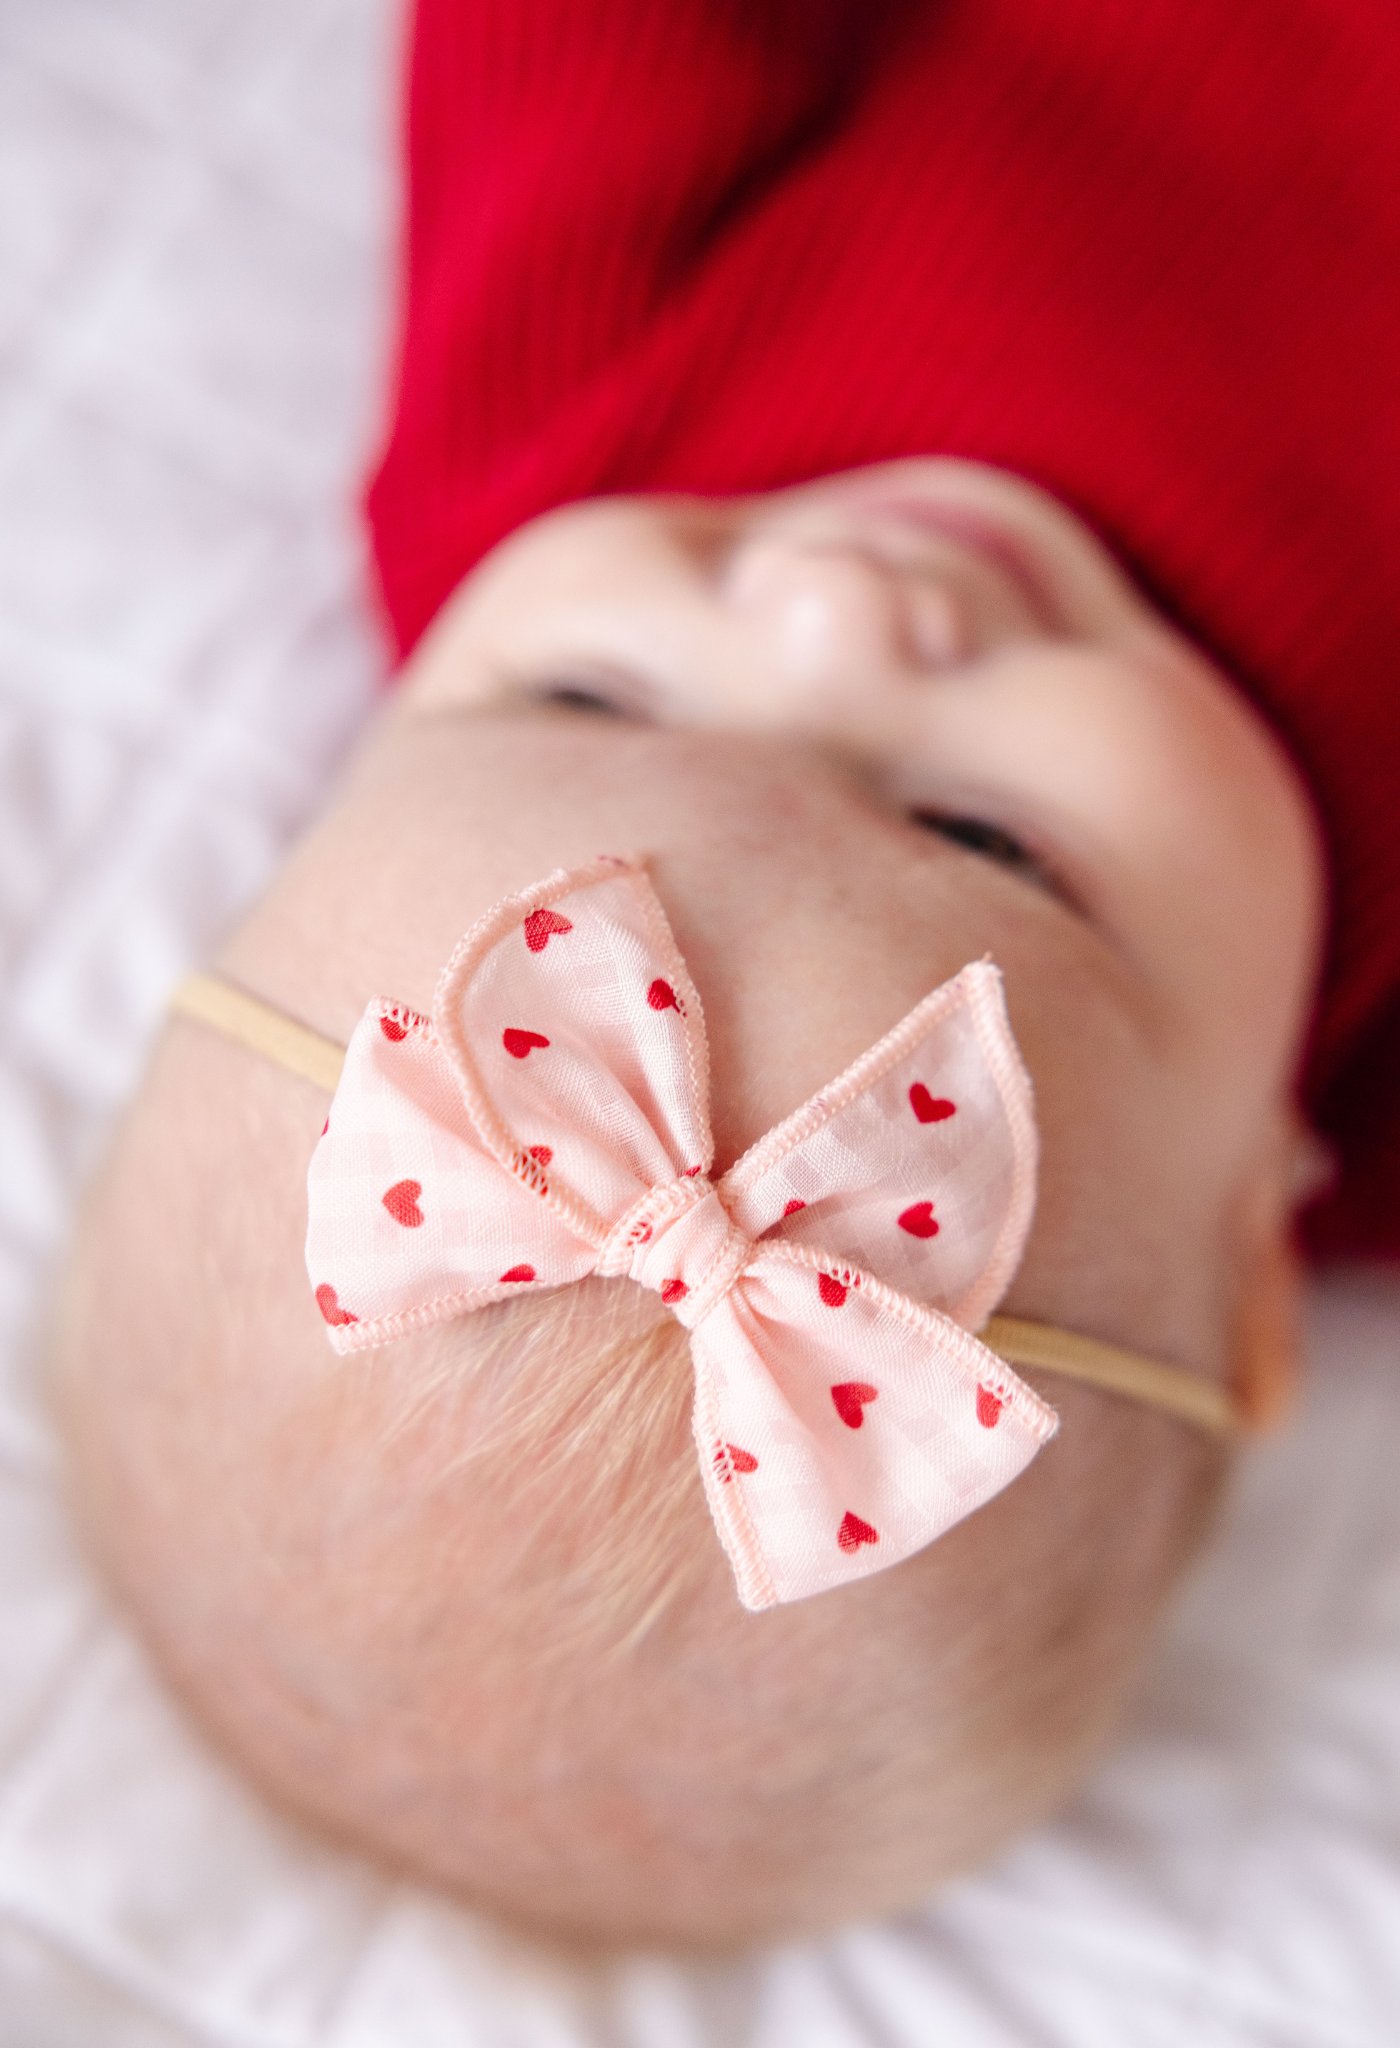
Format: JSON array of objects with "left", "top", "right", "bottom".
[
  {"left": 619, "top": 1182, "right": 756, "bottom": 1329},
  {"left": 595, "top": 1174, "right": 759, "bottom": 1328},
  {"left": 595, "top": 1169, "right": 715, "bottom": 1273}
]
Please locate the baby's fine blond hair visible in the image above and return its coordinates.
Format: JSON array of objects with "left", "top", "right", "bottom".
[{"left": 53, "top": 1012, "right": 1226, "bottom": 1947}]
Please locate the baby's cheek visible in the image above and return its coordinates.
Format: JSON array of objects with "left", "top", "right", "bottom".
[{"left": 998, "top": 1000, "right": 1224, "bottom": 1364}]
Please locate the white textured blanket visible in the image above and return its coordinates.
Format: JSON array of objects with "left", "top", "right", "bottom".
[{"left": 2, "top": 2, "right": 1398, "bottom": 2040}]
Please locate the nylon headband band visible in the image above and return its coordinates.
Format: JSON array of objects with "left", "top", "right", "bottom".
[
  {"left": 171, "top": 971, "right": 346, "bottom": 1092},
  {"left": 978, "top": 1315, "right": 1235, "bottom": 1436},
  {"left": 170, "top": 970, "right": 1240, "bottom": 1438}
]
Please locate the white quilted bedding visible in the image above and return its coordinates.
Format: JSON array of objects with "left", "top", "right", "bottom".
[{"left": 2, "top": 2, "right": 1399, "bottom": 2040}]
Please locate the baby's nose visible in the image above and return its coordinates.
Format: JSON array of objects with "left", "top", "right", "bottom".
[{"left": 720, "top": 532, "right": 967, "bottom": 694}]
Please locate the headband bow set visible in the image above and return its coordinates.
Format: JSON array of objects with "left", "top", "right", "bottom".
[{"left": 176, "top": 857, "right": 1237, "bottom": 1612}]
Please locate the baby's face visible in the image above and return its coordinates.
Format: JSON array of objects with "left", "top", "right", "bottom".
[
  {"left": 66, "top": 458, "right": 1325, "bottom": 1947},
  {"left": 232, "top": 457, "right": 1321, "bottom": 1368}
]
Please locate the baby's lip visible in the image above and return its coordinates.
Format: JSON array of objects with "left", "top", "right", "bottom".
[{"left": 835, "top": 492, "right": 1068, "bottom": 636}]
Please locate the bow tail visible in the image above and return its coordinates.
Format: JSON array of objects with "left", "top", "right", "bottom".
[{"left": 689, "top": 1250, "right": 1059, "bottom": 1610}]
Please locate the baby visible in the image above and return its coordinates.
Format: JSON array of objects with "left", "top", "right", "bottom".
[{"left": 55, "top": 455, "right": 1324, "bottom": 1946}]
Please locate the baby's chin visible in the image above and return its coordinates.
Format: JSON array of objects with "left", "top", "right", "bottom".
[{"left": 52, "top": 1010, "right": 1229, "bottom": 1949}]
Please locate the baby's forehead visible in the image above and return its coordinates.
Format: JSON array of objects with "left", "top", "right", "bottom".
[
  {"left": 221, "top": 703, "right": 1140, "bottom": 1159},
  {"left": 207, "top": 702, "right": 1231, "bottom": 1374}
]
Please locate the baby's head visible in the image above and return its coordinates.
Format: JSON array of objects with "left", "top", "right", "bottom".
[{"left": 56, "top": 459, "right": 1323, "bottom": 1947}]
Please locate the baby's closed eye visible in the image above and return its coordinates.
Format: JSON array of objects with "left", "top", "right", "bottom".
[
  {"left": 530, "top": 679, "right": 633, "bottom": 717},
  {"left": 912, "top": 812, "right": 1032, "bottom": 871},
  {"left": 910, "top": 811, "right": 1060, "bottom": 901},
  {"left": 520, "top": 671, "right": 650, "bottom": 721}
]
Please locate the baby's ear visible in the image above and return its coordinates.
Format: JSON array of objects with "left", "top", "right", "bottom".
[{"left": 1228, "top": 1109, "right": 1327, "bottom": 1431}]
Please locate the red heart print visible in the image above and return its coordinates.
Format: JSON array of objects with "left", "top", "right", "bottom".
[
  {"left": 818, "top": 1272, "right": 848, "bottom": 1308},
  {"left": 315, "top": 1284, "right": 357, "bottom": 1326},
  {"left": 503, "top": 1028, "right": 550, "bottom": 1059},
  {"left": 830, "top": 1381, "right": 879, "bottom": 1429},
  {"left": 684, "top": 1164, "right": 704, "bottom": 1177},
  {"left": 783, "top": 1198, "right": 806, "bottom": 1217},
  {"left": 909, "top": 1084, "right": 956, "bottom": 1123},
  {"left": 713, "top": 1442, "right": 759, "bottom": 1484},
  {"left": 321, "top": 1117, "right": 329, "bottom": 1136},
  {"left": 660, "top": 1278, "right": 689, "bottom": 1305},
  {"left": 523, "top": 907, "right": 573, "bottom": 952},
  {"left": 528, "top": 1145, "right": 552, "bottom": 1165},
  {"left": 382, "top": 1179, "right": 425, "bottom": 1228},
  {"left": 500, "top": 1264, "right": 536, "bottom": 1284},
  {"left": 897, "top": 1201, "right": 940, "bottom": 1239},
  {"left": 379, "top": 1016, "right": 408, "bottom": 1043},
  {"left": 647, "top": 978, "right": 680, "bottom": 1012},
  {"left": 976, "top": 1385, "right": 1003, "bottom": 1429},
  {"left": 837, "top": 1511, "right": 879, "bottom": 1554}
]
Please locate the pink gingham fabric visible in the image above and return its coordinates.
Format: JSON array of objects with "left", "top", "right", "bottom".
[{"left": 305, "top": 858, "right": 1056, "bottom": 1608}]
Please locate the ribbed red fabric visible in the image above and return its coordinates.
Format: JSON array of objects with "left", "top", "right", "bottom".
[{"left": 367, "top": 0, "right": 1400, "bottom": 1258}]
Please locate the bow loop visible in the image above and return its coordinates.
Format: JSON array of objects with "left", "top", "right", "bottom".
[
  {"left": 431, "top": 858, "right": 713, "bottom": 1236},
  {"left": 719, "top": 959, "right": 1035, "bottom": 1331}
]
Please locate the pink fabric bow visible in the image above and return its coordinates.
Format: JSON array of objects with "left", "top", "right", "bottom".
[{"left": 305, "top": 858, "right": 1056, "bottom": 1609}]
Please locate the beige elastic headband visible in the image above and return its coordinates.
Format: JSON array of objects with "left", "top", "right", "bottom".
[{"left": 170, "top": 970, "right": 1241, "bottom": 1438}]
